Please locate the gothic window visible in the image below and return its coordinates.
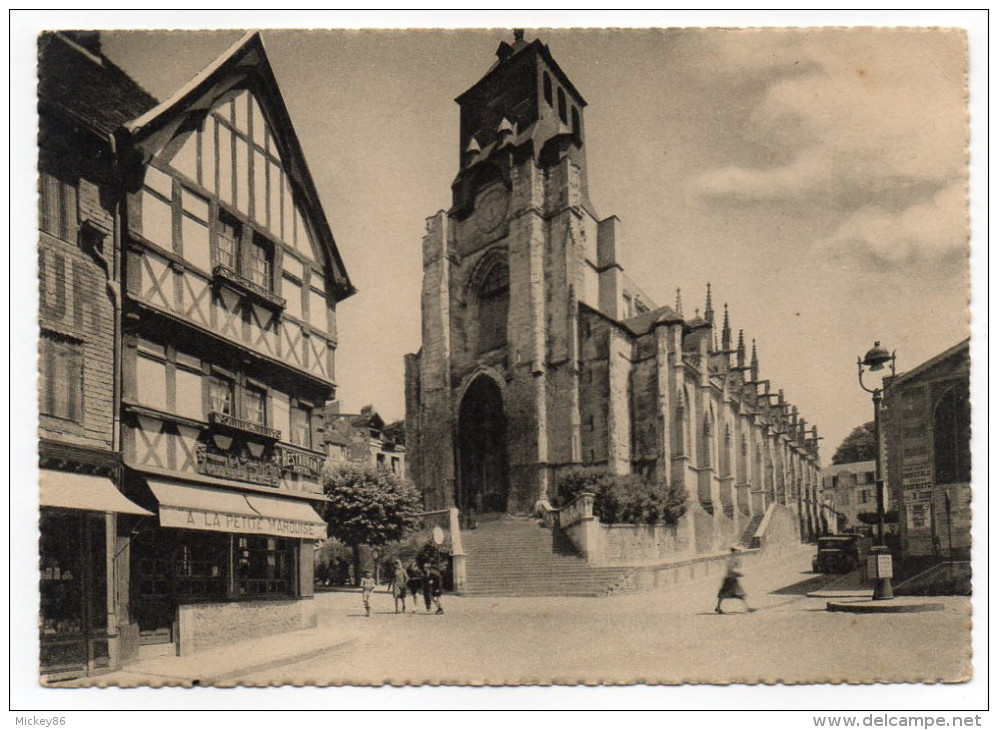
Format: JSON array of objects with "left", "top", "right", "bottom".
[
  {"left": 477, "top": 262, "right": 509, "bottom": 354},
  {"left": 543, "top": 72, "right": 553, "bottom": 105},
  {"left": 557, "top": 87, "right": 567, "bottom": 124},
  {"left": 933, "top": 384, "right": 971, "bottom": 484},
  {"left": 571, "top": 106, "right": 580, "bottom": 135}
]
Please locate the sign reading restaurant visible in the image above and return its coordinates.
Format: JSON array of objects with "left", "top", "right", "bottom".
[{"left": 195, "top": 440, "right": 324, "bottom": 487}]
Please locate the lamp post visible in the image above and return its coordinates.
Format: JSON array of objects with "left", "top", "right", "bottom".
[{"left": 857, "top": 341, "right": 896, "bottom": 600}]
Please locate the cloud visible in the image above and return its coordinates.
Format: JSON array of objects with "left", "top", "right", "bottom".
[
  {"left": 815, "top": 182, "right": 968, "bottom": 274},
  {"left": 685, "top": 30, "right": 968, "bottom": 273}
]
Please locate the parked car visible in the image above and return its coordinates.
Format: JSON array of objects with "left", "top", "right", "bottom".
[{"left": 812, "top": 534, "right": 871, "bottom": 574}]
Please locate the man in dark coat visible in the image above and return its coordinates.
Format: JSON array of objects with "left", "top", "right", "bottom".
[{"left": 421, "top": 562, "right": 444, "bottom": 615}]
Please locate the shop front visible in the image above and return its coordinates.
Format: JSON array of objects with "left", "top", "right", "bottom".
[
  {"left": 39, "top": 469, "right": 154, "bottom": 680},
  {"left": 121, "top": 471, "right": 327, "bottom": 657}
]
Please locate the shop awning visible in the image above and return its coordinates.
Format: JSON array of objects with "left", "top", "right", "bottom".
[
  {"left": 39, "top": 470, "right": 154, "bottom": 516},
  {"left": 147, "top": 479, "right": 327, "bottom": 540}
]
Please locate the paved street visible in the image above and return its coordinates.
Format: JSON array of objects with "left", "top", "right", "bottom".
[{"left": 236, "top": 548, "right": 972, "bottom": 686}]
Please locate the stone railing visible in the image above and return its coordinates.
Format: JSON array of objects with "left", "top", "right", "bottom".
[
  {"left": 558, "top": 492, "right": 595, "bottom": 529},
  {"left": 534, "top": 499, "right": 560, "bottom": 529}
]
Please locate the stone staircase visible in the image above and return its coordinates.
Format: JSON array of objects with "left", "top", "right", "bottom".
[
  {"left": 737, "top": 514, "right": 766, "bottom": 549},
  {"left": 460, "top": 516, "right": 632, "bottom": 597}
]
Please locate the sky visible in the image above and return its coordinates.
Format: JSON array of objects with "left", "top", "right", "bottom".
[{"left": 92, "top": 24, "right": 971, "bottom": 459}]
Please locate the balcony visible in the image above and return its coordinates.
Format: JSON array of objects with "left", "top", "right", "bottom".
[
  {"left": 208, "top": 410, "right": 281, "bottom": 441},
  {"left": 212, "top": 264, "right": 286, "bottom": 311}
]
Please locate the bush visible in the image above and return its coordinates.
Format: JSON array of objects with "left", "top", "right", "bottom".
[{"left": 555, "top": 466, "right": 688, "bottom": 526}]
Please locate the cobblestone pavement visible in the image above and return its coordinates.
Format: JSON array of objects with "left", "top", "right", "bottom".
[{"left": 237, "top": 548, "right": 973, "bottom": 686}]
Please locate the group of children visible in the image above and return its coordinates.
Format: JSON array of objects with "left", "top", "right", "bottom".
[{"left": 359, "top": 559, "right": 444, "bottom": 617}]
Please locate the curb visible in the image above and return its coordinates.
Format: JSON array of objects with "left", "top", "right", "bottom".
[
  {"left": 208, "top": 636, "right": 359, "bottom": 684},
  {"left": 826, "top": 599, "right": 945, "bottom": 614}
]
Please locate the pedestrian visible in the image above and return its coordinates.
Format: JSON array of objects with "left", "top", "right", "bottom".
[
  {"left": 715, "top": 547, "right": 754, "bottom": 614},
  {"left": 360, "top": 568, "right": 376, "bottom": 617},
  {"left": 422, "top": 562, "right": 444, "bottom": 615},
  {"left": 406, "top": 562, "right": 423, "bottom": 612},
  {"left": 389, "top": 559, "right": 409, "bottom": 614}
]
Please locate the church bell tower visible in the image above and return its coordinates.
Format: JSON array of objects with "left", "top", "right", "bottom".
[{"left": 406, "top": 31, "right": 620, "bottom": 515}]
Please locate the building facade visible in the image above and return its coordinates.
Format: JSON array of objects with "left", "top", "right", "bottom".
[
  {"left": 323, "top": 404, "right": 406, "bottom": 477},
  {"left": 884, "top": 339, "right": 971, "bottom": 561},
  {"left": 819, "top": 461, "right": 878, "bottom": 534},
  {"left": 404, "top": 32, "right": 822, "bottom": 552},
  {"left": 37, "top": 31, "right": 354, "bottom": 677}
]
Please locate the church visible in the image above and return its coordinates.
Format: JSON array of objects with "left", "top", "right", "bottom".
[{"left": 404, "top": 32, "right": 823, "bottom": 555}]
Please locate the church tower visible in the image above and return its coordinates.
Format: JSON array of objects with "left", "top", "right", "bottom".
[{"left": 406, "top": 31, "right": 624, "bottom": 514}]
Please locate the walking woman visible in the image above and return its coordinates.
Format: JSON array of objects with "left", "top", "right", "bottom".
[
  {"left": 406, "top": 562, "right": 423, "bottom": 612},
  {"left": 389, "top": 559, "right": 409, "bottom": 614},
  {"left": 715, "top": 548, "right": 754, "bottom": 614}
]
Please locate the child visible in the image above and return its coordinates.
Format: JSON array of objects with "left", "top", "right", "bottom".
[{"left": 360, "top": 569, "right": 376, "bottom": 617}]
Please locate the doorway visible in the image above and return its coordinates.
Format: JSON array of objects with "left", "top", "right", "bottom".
[{"left": 457, "top": 376, "right": 509, "bottom": 514}]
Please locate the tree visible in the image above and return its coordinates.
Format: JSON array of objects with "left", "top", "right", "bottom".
[
  {"left": 831, "top": 421, "right": 877, "bottom": 465},
  {"left": 321, "top": 464, "right": 422, "bottom": 584}
]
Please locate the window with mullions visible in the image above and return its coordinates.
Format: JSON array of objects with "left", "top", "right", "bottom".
[
  {"left": 242, "top": 387, "right": 266, "bottom": 426},
  {"left": 214, "top": 213, "right": 240, "bottom": 270},
  {"left": 245, "top": 235, "right": 272, "bottom": 289},
  {"left": 290, "top": 404, "right": 311, "bottom": 448},
  {"left": 39, "top": 332, "right": 84, "bottom": 423},
  {"left": 208, "top": 376, "right": 234, "bottom": 416},
  {"left": 236, "top": 536, "right": 293, "bottom": 596},
  {"left": 39, "top": 172, "right": 78, "bottom": 243}
]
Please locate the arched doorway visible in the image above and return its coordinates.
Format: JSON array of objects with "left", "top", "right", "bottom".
[{"left": 457, "top": 376, "right": 509, "bottom": 514}]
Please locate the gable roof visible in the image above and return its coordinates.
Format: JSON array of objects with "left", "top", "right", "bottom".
[
  {"left": 38, "top": 32, "right": 159, "bottom": 136},
  {"left": 121, "top": 31, "right": 354, "bottom": 301},
  {"left": 887, "top": 337, "right": 970, "bottom": 389}
]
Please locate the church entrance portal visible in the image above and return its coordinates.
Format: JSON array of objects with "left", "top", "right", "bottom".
[{"left": 457, "top": 376, "right": 509, "bottom": 514}]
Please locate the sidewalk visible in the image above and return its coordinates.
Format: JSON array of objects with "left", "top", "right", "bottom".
[{"left": 58, "top": 617, "right": 360, "bottom": 688}]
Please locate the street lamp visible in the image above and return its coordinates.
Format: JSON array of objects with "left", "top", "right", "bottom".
[{"left": 858, "top": 341, "right": 896, "bottom": 600}]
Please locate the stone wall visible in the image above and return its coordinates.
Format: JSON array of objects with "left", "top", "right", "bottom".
[{"left": 176, "top": 597, "right": 317, "bottom": 655}]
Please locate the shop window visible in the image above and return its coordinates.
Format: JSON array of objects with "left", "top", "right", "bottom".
[
  {"left": 543, "top": 72, "right": 553, "bottom": 105},
  {"left": 172, "top": 532, "right": 227, "bottom": 597},
  {"left": 237, "top": 536, "right": 293, "bottom": 596},
  {"left": 208, "top": 376, "right": 234, "bottom": 416},
  {"left": 290, "top": 404, "right": 312, "bottom": 448},
  {"left": 39, "top": 172, "right": 78, "bottom": 243},
  {"left": 242, "top": 386, "right": 266, "bottom": 426},
  {"left": 39, "top": 332, "right": 84, "bottom": 423}
]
